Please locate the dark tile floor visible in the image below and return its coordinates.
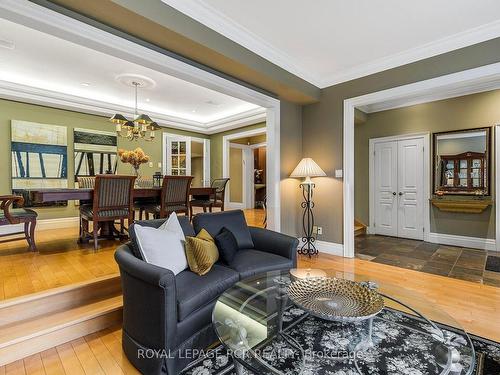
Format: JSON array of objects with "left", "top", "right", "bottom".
[{"left": 355, "top": 234, "right": 500, "bottom": 287}]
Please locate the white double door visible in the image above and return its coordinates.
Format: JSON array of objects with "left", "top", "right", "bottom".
[{"left": 373, "top": 137, "right": 424, "bottom": 240}]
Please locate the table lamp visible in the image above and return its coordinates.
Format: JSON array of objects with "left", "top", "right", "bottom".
[{"left": 290, "top": 158, "right": 326, "bottom": 256}]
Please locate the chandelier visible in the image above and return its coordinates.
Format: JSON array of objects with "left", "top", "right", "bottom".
[{"left": 110, "top": 81, "right": 159, "bottom": 141}]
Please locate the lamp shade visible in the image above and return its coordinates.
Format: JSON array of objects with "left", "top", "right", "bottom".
[
  {"left": 290, "top": 158, "right": 326, "bottom": 179},
  {"left": 109, "top": 113, "right": 128, "bottom": 124},
  {"left": 134, "top": 113, "right": 153, "bottom": 124}
]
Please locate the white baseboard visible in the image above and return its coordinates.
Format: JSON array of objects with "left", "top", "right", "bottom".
[
  {"left": 297, "top": 238, "right": 344, "bottom": 256},
  {"left": 428, "top": 232, "right": 496, "bottom": 251},
  {"left": 226, "top": 202, "right": 244, "bottom": 209},
  {"left": 0, "top": 217, "right": 79, "bottom": 236}
]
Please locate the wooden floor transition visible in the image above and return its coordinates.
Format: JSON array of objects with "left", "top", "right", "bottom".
[
  {"left": 0, "top": 209, "right": 265, "bottom": 301},
  {"left": 0, "top": 208, "right": 499, "bottom": 373}
]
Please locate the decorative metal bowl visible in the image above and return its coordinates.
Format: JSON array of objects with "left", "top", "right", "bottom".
[{"left": 287, "top": 277, "right": 384, "bottom": 322}]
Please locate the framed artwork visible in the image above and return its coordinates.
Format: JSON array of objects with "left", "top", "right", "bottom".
[
  {"left": 73, "top": 128, "right": 117, "bottom": 180},
  {"left": 11, "top": 120, "right": 68, "bottom": 207}
]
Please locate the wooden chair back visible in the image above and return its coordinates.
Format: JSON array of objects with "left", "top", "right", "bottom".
[
  {"left": 92, "top": 175, "right": 136, "bottom": 222},
  {"left": 211, "top": 178, "right": 230, "bottom": 205},
  {"left": 160, "top": 176, "right": 193, "bottom": 217}
]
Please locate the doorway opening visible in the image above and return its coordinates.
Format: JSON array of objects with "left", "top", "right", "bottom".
[{"left": 224, "top": 128, "right": 267, "bottom": 210}]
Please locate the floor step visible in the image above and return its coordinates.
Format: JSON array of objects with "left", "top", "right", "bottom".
[
  {"left": 354, "top": 219, "right": 367, "bottom": 236},
  {"left": 0, "top": 274, "right": 121, "bottom": 326},
  {"left": 0, "top": 275, "right": 123, "bottom": 366}
]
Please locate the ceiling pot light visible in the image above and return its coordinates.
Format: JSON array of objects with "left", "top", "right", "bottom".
[{"left": 80, "top": 82, "right": 91, "bottom": 86}]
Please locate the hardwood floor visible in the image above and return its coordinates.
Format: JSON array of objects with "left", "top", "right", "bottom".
[
  {"left": 0, "top": 208, "right": 498, "bottom": 373},
  {"left": 1, "top": 325, "right": 140, "bottom": 375},
  {"left": 0, "top": 209, "right": 265, "bottom": 301}
]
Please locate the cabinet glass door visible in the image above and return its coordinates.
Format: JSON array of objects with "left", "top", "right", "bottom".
[{"left": 165, "top": 136, "right": 191, "bottom": 176}]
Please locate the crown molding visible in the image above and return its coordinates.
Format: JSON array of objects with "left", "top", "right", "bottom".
[
  {"left": 321, "top": 19, "right": 500, "bottom": 88},
  {"left": 162, "top": 0, "right": 500, "bottom": 89},
  {"left": 161, "top": 0, "right": 323, "bottom": 87},
  {"left": 0, "top": 80, "right": 265, "bottom": 134},
  {"left": 358, "top": 72, "right": 500, "bottom": 113}
]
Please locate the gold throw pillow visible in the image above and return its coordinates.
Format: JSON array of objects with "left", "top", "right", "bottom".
[{"left": 185, "top": 229, "right": 219, "bottom": 275}]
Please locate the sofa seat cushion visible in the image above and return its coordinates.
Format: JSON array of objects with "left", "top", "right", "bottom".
[
  {"left": 176, "top": 265, "right": 239, "bottom": 321},
  {"left": 228, "top": 249, "right": 293, "bottom": 279}
]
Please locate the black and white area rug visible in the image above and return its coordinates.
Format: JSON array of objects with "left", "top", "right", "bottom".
[{"left": 181, "top": 307, "right": 500, "bottom": 375}]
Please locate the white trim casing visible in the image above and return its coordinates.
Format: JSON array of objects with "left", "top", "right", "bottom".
[
  {"left": 344, "top": 62, "right": 500, "bottom": 257},
  {"left": 496, "top": 125, "right": 500, "bottom": 251},
  {"left": 428, "top": 232, "right": 496, "bottom": 252},
  {"left": 368, "top": 133, "right": 431, "bottom": 242},
  {"left": 222, "top": 127, "right": 267, "bottom": 209}
]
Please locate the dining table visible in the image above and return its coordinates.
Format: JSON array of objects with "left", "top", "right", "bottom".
[
  {"left": 26, "top": 186, "right": 216, "bottom": 204},
  {"left": 22, "top": 187, "right": 216, "bottom": 242}
]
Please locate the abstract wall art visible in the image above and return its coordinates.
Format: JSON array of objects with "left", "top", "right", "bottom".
[
  {"left": 73, "top": 128, "right": 117, "bottom": 180},
  {"left": 11, "top": 120, "right": 68, "bottom": 189}
]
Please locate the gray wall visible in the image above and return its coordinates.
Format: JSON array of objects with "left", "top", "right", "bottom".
[
  {"left": 280, "top": 100, "right": 303, "bottom": 237},
  {"left": 303, "top": 37, "right": 500, "bottom": 244},
  {"left": 355, "top": 90, "right": 499, "bottom": 240}
]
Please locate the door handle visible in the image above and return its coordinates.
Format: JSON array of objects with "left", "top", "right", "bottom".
[
  {"left": 399, "top": 192, "right": 403, "bottom": 196},
  {"left": 392, "top": 192, "right": 397, "bottom": 196}
]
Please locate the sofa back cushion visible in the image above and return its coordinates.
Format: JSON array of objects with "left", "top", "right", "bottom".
[
  {"left": 129, "top": 215, "right": 195, "bottom": 258},
  {"left": 193, "top": 210, "right": 254, "bottom": 249}
]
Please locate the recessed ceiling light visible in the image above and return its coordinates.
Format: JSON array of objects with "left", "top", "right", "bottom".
[
  {"left": 0, "top": 39, "right": 15, "bottom": 50},
  {"left": 80, "top": 82, "right": 91, "bottom": 87},
  {"left": 145, "top": 98, "right": 150, "bottom": 102},
  {"left": 205, "top": 100, "right": 221, "bottom": 106},
  {"left": 191, "top": 110, "right": 197, "bottom": 113}
]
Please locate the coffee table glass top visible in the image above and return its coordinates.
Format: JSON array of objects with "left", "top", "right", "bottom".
[{"left": 212, "top": 269, "right": 475, "bottom": 375}]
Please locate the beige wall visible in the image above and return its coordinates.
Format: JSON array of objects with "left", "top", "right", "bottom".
[
  {"left": 191, "top": 157, "right": 203, "bottom": 187},
  {"left": 209, "top": 122, "right": 266, "bottom": 180},
  {"left": 303, "top": 37, "right": 500, "bottom": 244},
  {"left": 229, "top": 147, "right": 243, "bottom": 203},
  {"left": 0, "top": 99, "right": 206, "bottom": 219},
  {"left": 355, "top": 90, "right": 499, "bottom": 239}
]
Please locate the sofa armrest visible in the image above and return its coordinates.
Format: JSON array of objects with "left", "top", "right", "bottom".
[
  {"left": 115, "top": 245, "right": 178, "bottom": 351},
  {"left": 249, "top": 227, "right": 298, "bottom": 267}
]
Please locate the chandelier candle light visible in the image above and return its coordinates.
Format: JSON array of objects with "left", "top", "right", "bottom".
[
  {"left": 110, "top": 81, "right": 160, "bottom": 141},
  {"left": 290, "top": 157, "right": 326, "bottom": 257}
]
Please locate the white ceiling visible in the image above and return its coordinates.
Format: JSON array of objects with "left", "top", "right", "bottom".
[
  {"left": 0, "top": 18, "right": 261, "bottom": 131},
  {"left": 163, "top": 0, "right": 500, "bottom": 88}
]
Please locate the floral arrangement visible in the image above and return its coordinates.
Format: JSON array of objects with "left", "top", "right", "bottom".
[{"left": 118, "top": 147, "right": 150, "bottom": 176}]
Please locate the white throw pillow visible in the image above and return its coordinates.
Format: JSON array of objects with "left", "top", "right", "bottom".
[
  {"left": 159, "top": 212, "right": 186, "bottom": 242},
  {"left": 134, "top": 221, "right": 188, "bottom": 275}
]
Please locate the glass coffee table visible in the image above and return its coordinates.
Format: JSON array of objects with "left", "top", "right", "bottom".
[{"left": 212, "top": 269, "right": 475, "bottom": 375}]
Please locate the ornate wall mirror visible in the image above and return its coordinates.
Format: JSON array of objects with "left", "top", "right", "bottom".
[{"left": 433, "top": 127, "right": 491, "bottom": 196}]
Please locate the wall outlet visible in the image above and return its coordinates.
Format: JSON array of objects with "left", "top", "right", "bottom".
[
  {"left": 312, "top": 226, "right": 323, "bottom": 235},
  {"left": 335, "top": 169, "right": 343, "bottom": 178},
  {"left": 148, "top": 162, "right": 153, "bottom": 168}
]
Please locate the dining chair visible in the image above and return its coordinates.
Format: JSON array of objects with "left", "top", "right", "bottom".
[
  {"left": 79, "top": 174, "right": 136, "bottom": 250},
  {"left": 144, "top": 176, "right": 193, "bottom": 219},
  {"left": 0, "top": 195, "right": 38, "bottom": 251},
  {"left": 134, "top": 177, "right": 156, "bottom": 220},
  {"left": 189, "top": 178, "right": 229, "bottom": 218}
]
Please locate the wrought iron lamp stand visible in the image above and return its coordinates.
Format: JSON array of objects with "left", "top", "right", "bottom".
[{"left": 297, "top": 182, "right": 317, "bottom": 257}]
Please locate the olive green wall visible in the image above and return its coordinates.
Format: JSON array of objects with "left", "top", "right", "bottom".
[
  {"left": 229, "top": 147, "right": 243, "bottom": 203},
  {"left": 355, "top": 90, "right": 499, "bottom": 239},
  {"left": 0, "top": 99, "right": 206, "bottom": 219},
  {"left": 303, "top": 37, "right": 500, "bottom": 244},
  {"left": 209, "top": 122, "right": 266, "bottom": 180}
]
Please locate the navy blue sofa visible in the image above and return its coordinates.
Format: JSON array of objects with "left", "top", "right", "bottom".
[{"left": 114, "top": 210, "right": 298, "bottom": 374}]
